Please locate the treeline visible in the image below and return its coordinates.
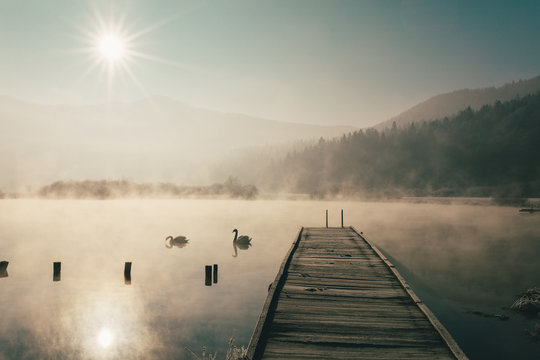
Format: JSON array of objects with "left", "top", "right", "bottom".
[
  {"left": 37, "top": 177, "right": 258, "bottom": 200},
  {"left": 263, "top": 93, "right": 540, "bottom": 202}
]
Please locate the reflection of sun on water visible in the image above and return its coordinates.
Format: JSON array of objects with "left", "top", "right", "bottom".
[
  {"left": 97, "top": 328, "right": 114, "bottom": 348},
  {"left": 70, "top": 290, "right": 159, "bottom": 358}
]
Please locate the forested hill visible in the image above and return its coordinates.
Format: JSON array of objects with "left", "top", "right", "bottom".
[
  {"left": 374, "top": 76, "right": 540, "bottom": 130},
  {"left": 265, "top": 93, "right": 540, "bottom": 201}
]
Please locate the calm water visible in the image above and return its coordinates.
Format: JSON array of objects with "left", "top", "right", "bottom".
[{"left": 0, "top": 199, "right": 539, "bottom": 359}]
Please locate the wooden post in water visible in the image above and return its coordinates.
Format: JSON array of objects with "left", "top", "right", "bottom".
[
  {"left": 0, "top": 261, "right": 8, "bottom": 278},
  {"left": 213, "top": 264, "right": 218, "bottom": 284},
  {"left": 341, "top": 209, "right": 344, "bottom": 228},
  {"left": 124, "top": 262, "right": 132, "bottom": 285},
  {"left": 205, "top": 265, "right": 212, "bottom": 286},
  {"left": 325, "top": 209, "right": 328, "bottom": 228},
  {"left": 53, "top": 262, "right": 61, "bottom": 281}
]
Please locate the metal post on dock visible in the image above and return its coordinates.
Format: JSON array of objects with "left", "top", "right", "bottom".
[
  {"left": 213, "top": 264, "right": 218, "bottom": 284},
  {"left": 326, "top": 209, "right": 328, "bottom": 228},
  {"left": 205, "top": 265, "right": 212, "bottom": 286},
  {"left": 341, "top": 209, "right": 344, "bottom": 228},
  {"left": 124, "top": 262, "right": 132, "bottom": 285},
  {"left": 53, "top": 262, "right": 61, "bottom": 281}
]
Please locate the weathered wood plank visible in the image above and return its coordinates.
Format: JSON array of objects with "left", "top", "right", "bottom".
[
  {"left": 245, "top": 227, "right": 467, "bottom": 360},
  {"left": 262, "top": 340, "right": 455, "bottom": 360}
]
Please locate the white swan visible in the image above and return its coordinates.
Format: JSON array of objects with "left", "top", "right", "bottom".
[{"left": 165, "top": 235, "right": 189, "bottom": 249}]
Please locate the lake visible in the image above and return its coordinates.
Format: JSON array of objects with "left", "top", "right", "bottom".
[{"left": 0, "top": 199, "right": 539, "bottom": 359}]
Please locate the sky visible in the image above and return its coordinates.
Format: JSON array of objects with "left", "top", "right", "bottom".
[{"left": 1, "top": 0, "right": 539, "bottom": 127}]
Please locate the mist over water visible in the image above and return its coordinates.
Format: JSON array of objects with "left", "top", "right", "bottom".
[{"left": 0, "top": 199, "right": 539, "bottom": 359}]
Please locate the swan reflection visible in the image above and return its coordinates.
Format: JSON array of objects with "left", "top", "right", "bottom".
[
  {"left": 232, "top": 229, "right": 252, "bottom": 257},
  {"left": 165, "top": 235, "right": 189, "bottom": 249}
]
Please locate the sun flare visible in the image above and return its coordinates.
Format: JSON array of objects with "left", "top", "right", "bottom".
[
  {"left": 70, "top": 9, "right": 188, "bottom": 97},
  {"left": 98, "top": 34, "right": 125, "bottom": 62}
]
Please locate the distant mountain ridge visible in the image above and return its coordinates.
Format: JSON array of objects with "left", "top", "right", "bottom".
[
  {"left": 374, "top": 75, "right": 540, "bottom": 130},
  {"left": 0, "top": 95, "right": 356, "bottom": 191}
]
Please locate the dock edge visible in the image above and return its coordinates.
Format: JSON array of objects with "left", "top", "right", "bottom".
[
  {"left": 245, "top": 227, "right": 304, "bottom": 360},
  {"left": 350, "top": 226, "right": 469, "bottom": 360}
]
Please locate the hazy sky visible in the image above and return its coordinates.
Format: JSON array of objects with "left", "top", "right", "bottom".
[{"left": 1, "top": 0, "right": 539, "bottom": 127}]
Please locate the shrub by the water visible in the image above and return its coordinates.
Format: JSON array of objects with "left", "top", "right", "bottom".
[
  {"left": 510, "top": 288, "right": 540, "bottom": 317},
  {"left": 37, "top": 178, "right": 258, "bottom": 200}
]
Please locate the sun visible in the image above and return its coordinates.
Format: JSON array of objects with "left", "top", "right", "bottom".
[
  {"left": 98, "top": 34, "right": 125, "bottom": 62},
  {"left": 71, "top": 12, "right": 135, "bottom": 80}
]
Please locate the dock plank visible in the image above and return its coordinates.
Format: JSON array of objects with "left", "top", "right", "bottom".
[{"left": 245, "top": 227, "right": 467, "bottom": 360}]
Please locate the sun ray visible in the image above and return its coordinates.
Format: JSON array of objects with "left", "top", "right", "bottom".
[
  {"left": 124, "top": 14, "right": 180, "bottom": 43},
  {"left": 77, "top": 58, "right": 105, "bottom": 82},
  {"left": 119, "top": 60, "right": 151, "bottom": 98},
  {"left": 123, "top": 0, "right": 208, "bottom": 42},
  {"left": 127, "top": 50, "right": 203, "bottom": 73}
]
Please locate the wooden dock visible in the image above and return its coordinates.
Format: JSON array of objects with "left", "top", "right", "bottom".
[{"left": 245, "top": 227, "right": 467, "bottom": 360}]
